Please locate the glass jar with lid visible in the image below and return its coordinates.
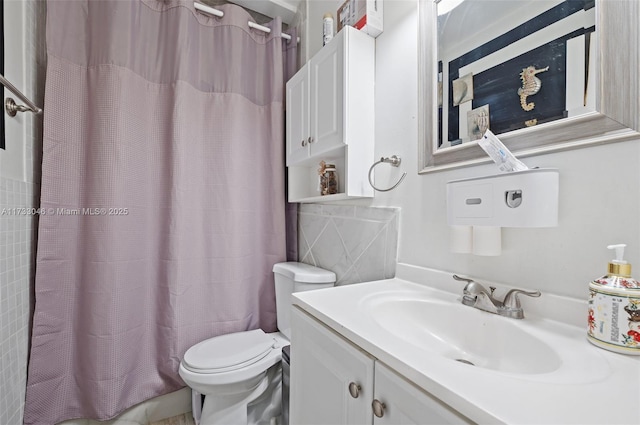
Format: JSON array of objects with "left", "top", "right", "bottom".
[{"left": 319, "top": 163, "right": 338, "bottom": 195}]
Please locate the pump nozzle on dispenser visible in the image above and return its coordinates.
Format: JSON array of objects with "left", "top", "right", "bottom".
[
  {"left": 606, "top": 244, "right": 631, "bottom": 277},
  {"left": 607, "top": 244, "right": 627, "bottom": 264}
]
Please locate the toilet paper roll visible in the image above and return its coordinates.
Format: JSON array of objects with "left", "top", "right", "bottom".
[
  {"left": 472, "top": 226, "right": 501, "bottom": 256},
  {"left": 450, "top": 225, "right": 473, "bottom": 253}
]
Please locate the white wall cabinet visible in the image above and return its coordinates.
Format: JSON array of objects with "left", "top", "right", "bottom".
[
  {"left": 286, "top": 26, "right": 375, "bottom": 203},
  {"left": 286, "top": 38, "right": 344, "bottom": 165},
  {"left": 290, "top": 307, "right": 473, "bottom": 425}
]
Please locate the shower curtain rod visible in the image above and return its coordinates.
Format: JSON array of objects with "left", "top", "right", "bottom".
[
  {"left": 194, "top": 2, "right": 299, "bottom": 42},
  {"left": 0, "top": 73, "right": 42, "bottom": 116}
]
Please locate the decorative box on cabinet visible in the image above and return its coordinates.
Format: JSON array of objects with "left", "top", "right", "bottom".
[
  {"left": 286, "top": 26, "right": 375, "bottom": 203},
  {"left": 290, "top": 307, "right": 473, "bottom": 425}
]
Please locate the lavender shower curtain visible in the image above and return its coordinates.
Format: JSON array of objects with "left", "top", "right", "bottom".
[{"left": 24, "top": 1, "right": 297, "bottom": 423}]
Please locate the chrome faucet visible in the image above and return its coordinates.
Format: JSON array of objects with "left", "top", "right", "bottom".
[{"left": 453, "top": 275, "right": 541, "bottom": 319}]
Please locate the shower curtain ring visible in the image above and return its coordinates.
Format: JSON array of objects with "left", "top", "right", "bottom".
[{"left": 368, "top": 155, "right": 407, "bottom": 192}]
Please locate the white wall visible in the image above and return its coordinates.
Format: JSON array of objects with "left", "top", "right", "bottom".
[
  {"left": 305, "top": 0, "right": 640, "bottom": 300},
  {"left": 2, "top": 0, "right": 27, "bottom": 180},
  {"left": 305, "top": 0, "right": 337, "bottom": 64}
]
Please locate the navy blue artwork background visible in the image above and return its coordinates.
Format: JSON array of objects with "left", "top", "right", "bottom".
[{"left": 470, "top": 40, "right": 567, "bottom": 136}]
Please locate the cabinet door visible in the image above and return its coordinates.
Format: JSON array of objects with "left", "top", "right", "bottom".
[
  {"left": 373, "top": 363, "right": 473, "bottom": 425},
  {"left": 286, "top": 66, "right": 310, "bottom": 165},
  {"left": 309, "top": 37, "right": 345, "bottom": 157},
  {"left": 291, "top": 307, "right": 374, "bottom": 425}
]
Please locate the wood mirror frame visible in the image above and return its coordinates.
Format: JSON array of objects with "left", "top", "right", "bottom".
[{"left": 418, "top": 0, "right": 640, "bottom": 173}]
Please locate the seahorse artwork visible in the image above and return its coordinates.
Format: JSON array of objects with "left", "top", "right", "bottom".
[{"left": 518, "top": 65, "right": 549, "bottom": 111}]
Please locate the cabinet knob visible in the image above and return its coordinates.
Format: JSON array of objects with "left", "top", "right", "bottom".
[
  {"left": 301, "top": 139, "right": 306, "bottom": 147},
  {"left": 308, "top": 136, "right": 314, "bottom": 144},
  {"left": 348, "top": 382, "right": 361, "bottom": 398},
  {"left": 372, "top": 399, "right": 386, "bottom": 418}
]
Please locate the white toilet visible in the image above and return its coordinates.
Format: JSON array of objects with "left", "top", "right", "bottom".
[{"left": 179, "top": 262, "right": 336, "bottom": 425}]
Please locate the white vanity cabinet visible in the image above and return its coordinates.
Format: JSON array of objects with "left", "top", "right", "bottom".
[
  {"left": 286, "top": 26, "right": 375, "bottom": 203},
  {"left": 372, "top": 363, "right": 471, "bottom": 425},
  {"left": 290, "top": 306, "right": 374, "bottom": 424},
  {"left": 291, "top": 307, "right": 473, "bottom": 425}
]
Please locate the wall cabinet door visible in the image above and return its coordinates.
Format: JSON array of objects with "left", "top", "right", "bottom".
[
  {"left": 291, "top": 307, "right": 374, "bottom": 425},
  {"left": 309, "top": 35, "right": 344, "bottom": 158},
  {"left": 286, "top": 43, "right": 344, "bottom": 165},
  {"left": 286, "top": 30, "right": 345, "bottom": 166},
  {"left": 372, "top": 363, "right": 473, "bottom": 425},
  {"left": 286, "top": 67, "right": 310, "bottom": 165}
]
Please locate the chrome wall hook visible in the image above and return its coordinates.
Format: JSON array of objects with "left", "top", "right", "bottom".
[{"left": 368, "top": 155, "right": 407, "bottom": 192}]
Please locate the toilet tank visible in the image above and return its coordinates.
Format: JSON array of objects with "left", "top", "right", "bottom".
[{"left": 273, "top": 262, "right": 336, "bottom": 339}]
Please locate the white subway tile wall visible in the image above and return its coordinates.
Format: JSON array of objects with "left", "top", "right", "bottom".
[
  {"left": 0, "top": 179, "right": 37, "bottom": 425},
  {"left": 298, "top": 205, "right": 399, "bottom": 285}
]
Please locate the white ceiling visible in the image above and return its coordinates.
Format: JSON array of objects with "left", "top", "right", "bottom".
[{"left": 229, "top": 0, "right": 302, "bottom": 24}]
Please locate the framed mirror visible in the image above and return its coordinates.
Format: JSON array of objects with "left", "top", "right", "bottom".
[{"left": 418, "top": 0, "right": 640, "bottom": 173}]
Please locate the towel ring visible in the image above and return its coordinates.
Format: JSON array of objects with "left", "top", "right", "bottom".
[{"left": 368, "top": 155, "right": 407, "bottom": 192}]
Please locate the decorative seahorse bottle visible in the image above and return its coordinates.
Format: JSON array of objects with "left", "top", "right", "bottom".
[{"left": 587, "top": 244, "right": 640, "bottom": 355}]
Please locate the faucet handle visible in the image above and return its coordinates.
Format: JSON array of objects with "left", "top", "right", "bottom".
[
  {"left": 453, "top": 275, "right": 492, "bottom": 296},
  {"left": 503, "top": 289, "right": 541, "bottom": 309},
  {"left": 452, "top": 274, "right": 474, "bottom": 284}
]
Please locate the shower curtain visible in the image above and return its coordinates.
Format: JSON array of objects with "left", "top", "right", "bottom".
[{"left": 24, "top": 1, "right": 297, "bottom": 423}]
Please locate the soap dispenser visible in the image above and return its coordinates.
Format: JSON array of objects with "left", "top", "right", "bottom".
[{"left": 587, "top": 244, "right": 640, "bottom": 354}]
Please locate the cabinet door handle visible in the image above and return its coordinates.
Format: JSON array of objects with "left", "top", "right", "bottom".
[
  {"left": 372, "top": 399, "right": 386, "bottom": 418},
  {"left": 301, "top": 139, "right": 307, "bottom": 147},
  {"left": 308, "top": 136, "right": 314, "bottom": 144},
  {"left": 348, "top": 382, "right": 361, "bottom": 398}
]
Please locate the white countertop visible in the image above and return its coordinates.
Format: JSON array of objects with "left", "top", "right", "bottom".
[{"left": 292, "top": 265, "right": 640, "bottom": 425}]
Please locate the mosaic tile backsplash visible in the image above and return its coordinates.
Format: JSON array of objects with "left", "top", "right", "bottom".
[{"left": 298, "top": 204, "right": 399, "bottom": 285}]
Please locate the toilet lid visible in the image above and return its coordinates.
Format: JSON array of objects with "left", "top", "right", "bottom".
[{"left": 183, "top": 329, "right": 275, "bottom": 373}]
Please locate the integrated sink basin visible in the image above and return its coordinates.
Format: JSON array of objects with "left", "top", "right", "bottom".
[
  {"left": 353, "top": 286, "right": 612, "bottom": 386},
  {"left": 364, "top": 295, "right": 562, "bottom": 375}
]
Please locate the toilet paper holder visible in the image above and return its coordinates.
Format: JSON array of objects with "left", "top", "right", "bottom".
[{"left": 447, "top": 168, "right": 559, "bottom": 228}]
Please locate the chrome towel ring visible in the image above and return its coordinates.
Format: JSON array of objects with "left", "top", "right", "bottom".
[{"left": 368, "top": 155, "right": 407, "bottom": 192}]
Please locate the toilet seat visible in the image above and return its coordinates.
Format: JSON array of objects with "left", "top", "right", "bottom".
[
  {"left": 179, "top": 331, "right": 287, "bottom": 387},
  {"left": 183, "top": 329, "right": 275, "bottom": 373}
]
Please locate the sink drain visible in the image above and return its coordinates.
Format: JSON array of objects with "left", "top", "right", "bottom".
[{"left": 455, "top": 358, "right": 475, "bottom": 366}]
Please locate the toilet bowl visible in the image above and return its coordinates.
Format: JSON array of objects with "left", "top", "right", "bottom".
[{"left": 179, "top": 262, "right": 336, "bottom": 425}]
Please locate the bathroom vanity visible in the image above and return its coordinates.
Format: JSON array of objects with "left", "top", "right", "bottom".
[
  {"left": 290, "top": 264, "right": 640, "bottom": 424},
  {"left": 291, "top": 304, "right": 470, "bottom": 424}
]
